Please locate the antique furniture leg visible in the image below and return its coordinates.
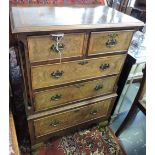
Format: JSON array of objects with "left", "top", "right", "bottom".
[
  {"left": 111, "top": 54, "right": 136, "bottom": 117},
  {"left": 115, "top": 67, "right": 146, "bottom": 136},
  {"left": 115, "top": 59, "right": 140, "bottom": 115}
]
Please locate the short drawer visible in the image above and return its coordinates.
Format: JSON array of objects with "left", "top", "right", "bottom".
[
  {"left": 34, "top": 98, "right": 113, "bottom": 138},
  {"left": 88, "top": 30, "right": 134, "bottom": 55},
  {"left": 34, "top": 76, "right": 117, "bottom": 112},
  {"left": 27, "top": 33, "right": 85, "bottom": 63},
  {"left": 31, "top": 55, "right": 125, "bottom": 89}
]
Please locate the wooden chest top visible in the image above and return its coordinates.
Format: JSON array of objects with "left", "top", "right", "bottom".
[{"left": 10, "top": 5, "right": 144, "bottom": 33}]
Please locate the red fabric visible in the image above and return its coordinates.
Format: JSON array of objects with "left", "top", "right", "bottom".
[
  {"left": 47, "top": 0, "right": 64, "bottom": 4},
  {"left": 10, "top": 0, "right": 105, "bottom": 5}
]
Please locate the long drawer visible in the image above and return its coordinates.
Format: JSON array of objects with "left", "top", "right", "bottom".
[
  {"left": 34, "top": 76, "right": 117, "bottom": 112},
  {"left": 27, "top": 33, "right": 85, "bottom": 63},
  {"left": 33, "top": 97, "right": 113, "bottom": 138},
  {"left": 31, "top": 55, "right": 125, "bottom": 89},
  {"left": 88, "top": 30, "right": 134, "bottom": 55}
]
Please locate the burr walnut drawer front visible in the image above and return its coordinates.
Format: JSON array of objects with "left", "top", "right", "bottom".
[
  {"left": 31, "top": 55, "right": 125, "bottom": 89},
  {"left": 34, "top": 98, "right": 113, "bottom": 138},
  {"left": 34, "top": 75, "right": 117, "bottom": 112},
  {"left": 88, "top": 30, "right": 134, "bottom": 55},
  {"left": 27, "top": 33, "right": 85, "bottom": 63}
]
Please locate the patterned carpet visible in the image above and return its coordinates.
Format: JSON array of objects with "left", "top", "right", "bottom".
[{"left": 28, "top": 126, "right": 125, "bottom": 155}]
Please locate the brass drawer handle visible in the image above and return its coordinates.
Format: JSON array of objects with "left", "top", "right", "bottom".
[
  {"left": 106, "top": 33, "right": 118, "bottom": 48},
  {"left": 94, "top": 84, "right": 103, "bottom": 91},
  {"left": 50, "top": 33, "right": 64, "bottom": 41},
  {"left": 51, "top": 94, "right": 62, "bottom": 101},
  {"left": 90, "top": 110, "right": 98, "bottom": 115},
  {"left": 106, "top": 39, "right": 117, "bottom": 48},
  {"left": 51, "top": 43, "right": 64, "bottom": 53},
  {"left": 78, "top": 60, "right": 88, "bottom": 65},
  {"left": 74, "top": 83, "right": 85, "bottom": 88},
  {"left": 49, "top": 120, "right": 60, "bottom": 127},
  {"left": 100, "top": 64, "right": 110, "bottom": 70},
  {"left": 51, "top": 70, "right": 64, "bottom": 79},
  {"left": 49, "top": 33, "right": 64, "bottom": 53}
]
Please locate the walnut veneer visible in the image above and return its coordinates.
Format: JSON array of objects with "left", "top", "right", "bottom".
[{"left": 10, "top": 5, "right": 144, "bottom": 146}]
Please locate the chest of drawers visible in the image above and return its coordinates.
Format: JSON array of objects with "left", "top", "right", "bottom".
[{"left": 10, "top": 5, "right": 144, "bottom": 146}]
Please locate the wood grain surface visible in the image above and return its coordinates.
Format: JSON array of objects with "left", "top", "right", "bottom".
[
  {"left": 34, "top": 98, "right": 112, "bottom": 138},
  {"left": 34, "top": 75, "right": 117, "bottom": 111},
  {"left": 88, "top": 30, "right": 134, "bottom": 55},
  {"left": 31, "top": 55, "right": 126, "bottom": 89},
  {"left": 28, "top": 33, "right": 85, "bottom": 63},
  {"left": 10, "top": 5, "right": 144, "bottom": 33}
]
